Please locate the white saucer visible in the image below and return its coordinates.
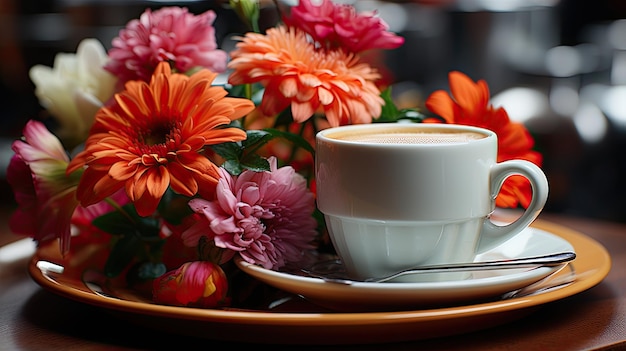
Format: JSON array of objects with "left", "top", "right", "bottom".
[{"left": 235, "top": 226, "right": 575, "bottom": 311}]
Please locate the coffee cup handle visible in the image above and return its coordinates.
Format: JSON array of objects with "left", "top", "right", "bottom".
[{"left": 476, "top": 160, "right": 549, "bottom": 253}]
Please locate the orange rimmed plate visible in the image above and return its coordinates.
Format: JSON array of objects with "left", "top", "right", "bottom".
[{"left": 28, "top": 219, "right": 611, "bottom": 345}]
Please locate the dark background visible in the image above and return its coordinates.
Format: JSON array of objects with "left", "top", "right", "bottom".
[{"left": 1, "top": 0, "right": 625, "bottom": 222}]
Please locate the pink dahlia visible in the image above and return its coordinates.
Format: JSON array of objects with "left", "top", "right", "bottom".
[
  {"left": 105, "top": 7, "right": 227, "bottom": 85},
  {"left": 183, "top": 158, "right": 318, "bottom": 270},
  {"left": 283, "top": 0, "right": 404, "bottom": 53}
]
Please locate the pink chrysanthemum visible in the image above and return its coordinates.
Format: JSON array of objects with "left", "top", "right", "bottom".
[
  {"left": 105, "top": 7, "right": 227, "bottom": 85},
  {"left": 283, "top": 0, "right": 404, "bottom": 53},
  {"left": 228, "top": 25, "right": 384, "bottom": 126},
  {"left": 183, "top": 158, "right": 318, "bottom": 270}
]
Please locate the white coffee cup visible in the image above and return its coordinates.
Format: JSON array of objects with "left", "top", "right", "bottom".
[{"left": 315, "top": 123, "right": 549, "bottom": 282}]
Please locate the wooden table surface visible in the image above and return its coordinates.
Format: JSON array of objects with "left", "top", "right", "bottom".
[{"left": 1, "top": 209, "right": 625, "bottom": 351}]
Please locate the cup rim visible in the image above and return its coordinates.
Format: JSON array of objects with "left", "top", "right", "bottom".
[{"left": 316, "top": 123, "right": 496, "bottom": 146}]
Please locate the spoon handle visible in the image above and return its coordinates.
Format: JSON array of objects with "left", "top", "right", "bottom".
[
  {"left": 369, "top": 251, "right": 576, "bottom": 283},
  {"left": 302, "top": 251, "right": 576, "bottom": 284}
]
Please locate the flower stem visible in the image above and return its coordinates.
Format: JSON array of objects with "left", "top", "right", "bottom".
[{"left": 104, "top": 197, "right": 135, "bottom": 223}]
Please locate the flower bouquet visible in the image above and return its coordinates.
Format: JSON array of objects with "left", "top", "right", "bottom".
[{"left": 7, "top": 0, "right": 542, "bottom": 309}]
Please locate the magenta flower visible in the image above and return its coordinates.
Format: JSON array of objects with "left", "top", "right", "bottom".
[
  {"left": 104, "top": 7, "right": 227, "bottom": 85},
  {"left": 183, "top": 158, "right": 318, "bottom": 270},
  {"left": 7, "top": 120, "right": 83, "bottom": 255},
  {"left": 283, "top": 0, "right": 404, "bottom": 53},
  {"left": 152, "top": 261, "right": 229, "bottom": 308},
  {"left": 6, "top": 120, "right": 126, "bottom": 255}
]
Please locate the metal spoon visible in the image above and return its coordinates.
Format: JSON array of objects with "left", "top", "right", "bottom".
[{"left": 301, "top": 251, "right": 576, "bottom": 284}]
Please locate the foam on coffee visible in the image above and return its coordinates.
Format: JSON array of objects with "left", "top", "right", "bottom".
[{"left": 328, "top": 129, "right": 486, "bottom": 144}]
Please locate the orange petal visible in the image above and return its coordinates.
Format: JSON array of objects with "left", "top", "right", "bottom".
[
  {"left": 448, "top": 71, "right": 490, "bottom": 115},
  {"left": 134, "top": 191, "right": 160, "bottom": 217},
  {"left": 146, "top": 166, "right": 170, "bottom": 199},
  {"left": 291, "top": 101, "right": 316, "bottom": 123},
  {"left": 219, "top": 97, "right": 255, "bottom": 120},
  {"left": 76, "top": 168, "right": 123, "bottom": 206},
  {"left": 425, "top": 90, "right": 456, "bottom": 123},
  {"left": 127, "top": 167, "right": 149, "bottom": 202},
  {"left": 109, "top": 161, "right": 136, "bottom": 181},
  {"left": 279, "top": 77, "right": 299, "bottom": 98},
  {"left": 168, "top": 161, "right": 200, "bottom": 196}
]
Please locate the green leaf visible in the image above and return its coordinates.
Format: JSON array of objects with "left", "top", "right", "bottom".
[
  {"left": 240, "top": 153, "right": 270, "bottom": 172},
  {"left": 377, "top": 88, "right": 401, "bottom": 122},
  {"left": 375, "top": 88, "right": 428, "bottom": 123},
  {"left": 273, "top": 108, "right": 295, "bottom": 128},
  {"left": 135, "top": 261, "right": 167, "bottom": 280},
  {"left": 104, "top": 235, "right": 142, "bottom": 277},
  {"left": 212, "top": 130, "right": 276, "bottom": 175},
  {"left": 263, "top": 128, "right": 315, "bottom": 156},
  {"left": 158, "top": 190, "right": 193, "bottom": 225},
  {"left": 134, "top": 216, "right": 161, "bottom": 240},
  {"left": 222, "top": 158, "right": 244, "bottom": 175},
  {"left": 242, "top": 129, "right": 272, "bottom": 147},
  {"left": 124, "top": 261, "right": 167, "bottom": 288},
  {"left": 211, "top": 141, "right": 242, "bottom": 160},
  {"left": 91, "top": 204, "right": 160, "bottom": 240},
  {"left": 91, "top": 209, "right": 137, "bottom": 236}
]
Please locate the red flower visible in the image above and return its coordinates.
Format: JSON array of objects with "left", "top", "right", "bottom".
[
  {"left": 425, "top": 71, "right": 542, "bottom": 208},
  {"left": 152, "top": 261, "right": 229, "bottom": 308},
  {"left": 283, "top": 0, "right": 404, "bottom": 53}
]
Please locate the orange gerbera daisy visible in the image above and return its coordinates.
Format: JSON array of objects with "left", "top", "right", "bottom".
[
  {"left": 425, "top": 71, "right": 542, "bottom": 209},
  {"left": 67, "top": 62, "right": 254, "bottom": 217},
  {"left": 227, "top": 25, "right": 384, "bottom": 126}
]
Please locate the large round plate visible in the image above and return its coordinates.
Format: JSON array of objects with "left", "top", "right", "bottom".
[
  {"left": 235, "top": 225, "right": 574, "bottom": 311},
  {"left": 28, "top": 220, "right": 610, "bottom": 345}
]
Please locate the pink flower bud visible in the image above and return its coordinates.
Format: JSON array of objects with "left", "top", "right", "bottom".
[{"left": 152, "top": 261, "right": 229, "bottom": 308}]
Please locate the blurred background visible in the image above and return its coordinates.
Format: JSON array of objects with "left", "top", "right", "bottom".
[{"left": 1, "top": 0, "right": 626, "bottom": 222}]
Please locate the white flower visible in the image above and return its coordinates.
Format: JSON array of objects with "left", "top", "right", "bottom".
[{"left": 29, "top": 38, "right": 117, "bottom": 148}]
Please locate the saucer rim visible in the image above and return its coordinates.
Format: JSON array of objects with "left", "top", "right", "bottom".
[{"left": 234, "top": 225, "right": 575, "bottom": 309}]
